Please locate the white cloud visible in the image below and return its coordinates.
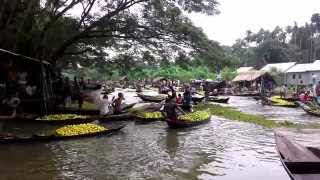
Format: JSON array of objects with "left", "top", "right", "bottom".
[{"left": 188, "top": 0, "right": 320, "bottom": 46}]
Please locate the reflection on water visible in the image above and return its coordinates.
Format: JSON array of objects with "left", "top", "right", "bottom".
[
  {"left": 0, "top": 92, "right": 305, "bottom": 180},
  {"left": 0, "top": 119, "right": 290, "bottom": 179}
]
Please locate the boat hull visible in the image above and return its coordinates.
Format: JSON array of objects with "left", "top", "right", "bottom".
[
  {"left": 0, "top": 125, "right": 125, "bottom": 144},
  {"left": 275, "top": 130, "right": 320, "bottom": 180},
  {"left": 165, "top": 117, "right": 210, "bottom": 128}
]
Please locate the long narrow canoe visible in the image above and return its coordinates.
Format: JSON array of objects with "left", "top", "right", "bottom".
[
  {"left": 233, "top": 92, "right": 260, "bottom": 97},
  {"left": 267, "top": 96, "right": 299, "bottom": 108},
  {"left": 55, "top": 108, "right": 100, "bottom": 115},
  {"left": 207, "top": 96, "right": 229, "bottom": 103},
  {"left": 32, "top": 117, "right": 96, "bottom": 125},
  {"left": 297, "top": 101, "right": 320, "bottom": 117},
  {"left": 0, "top": 125, "right": 125, "bottom": 144},
  {"left": 138, "top": 94, "right": 167, "bottom": 103},
  {"left": 192, "top": 94, "right": 205, "bottom": 104},
  {"left": 274, "top": 130, "right": 320, "bottom": 180},
  {"left": 99, "top": 112, "right": 133, "bottom": 122},
  {"left": 165, "top": 117, "right": 211, "bottom": 129}
]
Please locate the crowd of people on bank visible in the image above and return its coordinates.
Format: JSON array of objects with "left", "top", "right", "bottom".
[
  {"left": 279, "top": 82, "right": 320, "bottom": 104},
  {"left": 0, "top": 61, "right": 40, "bottom": 118}
]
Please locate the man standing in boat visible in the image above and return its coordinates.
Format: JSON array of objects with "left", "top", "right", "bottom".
[{"left": 162, "top": 96, "right": 185, "bottom": 121}]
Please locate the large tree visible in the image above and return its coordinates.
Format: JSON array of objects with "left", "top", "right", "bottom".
[{"left": 0, "top": 0, "right": 220, "bottom": 66}]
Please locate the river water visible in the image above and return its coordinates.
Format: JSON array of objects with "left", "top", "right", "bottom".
[{"left": 0, "top": 90, "right": 319, "bottom": 180}]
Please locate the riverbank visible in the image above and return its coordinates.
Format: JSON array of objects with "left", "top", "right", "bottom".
[{"left": 195, "top": 103, "right": 320, "bottom": 129}]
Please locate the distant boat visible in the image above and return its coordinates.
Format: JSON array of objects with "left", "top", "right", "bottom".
[{"left": 206, "top": 96, "right": 229, "bottom": 103}]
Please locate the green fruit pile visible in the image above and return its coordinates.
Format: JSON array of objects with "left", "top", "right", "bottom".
[
  {"left": 55, "top": 123, "right": 107, "bottom": 137},
  {"left": 178, "top": 111, "right": 210, "bottom": 122},
  {"left": 270, "top": 96, "right": 295, "bottom": 106},
  {"left": 136, "top": 111, "right": 163, "bottom": 119},
  {"left": 36, "top": 114, "right": 89, "bottom": 121}
]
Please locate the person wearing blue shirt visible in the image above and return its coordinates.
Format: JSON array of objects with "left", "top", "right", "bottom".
[{"left": 183, "top": 86, "right": 192, "bottom": 112}]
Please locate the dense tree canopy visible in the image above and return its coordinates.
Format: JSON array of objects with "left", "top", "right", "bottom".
[
  {"left": 230, "top": 13, "right": 320, "bottom": 67},
  {"left": 0, "top": 0, "right": 223, "bottom": 65}
]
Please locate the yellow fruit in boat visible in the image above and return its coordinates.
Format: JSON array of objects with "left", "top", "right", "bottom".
[
  {"left": 178, "top": 111, "right": 210, "bottom": 122},
  {"left": 135, "top": 111, "right": 163, "bottom": 120},
  {"left": 55, "top": 123, "right": 106, "bottom": 137},
  {"left": 36, "top": 114, "right": 89, "bottom": 121}
]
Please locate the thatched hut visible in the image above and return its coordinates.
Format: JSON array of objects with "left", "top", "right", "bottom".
[{"left": 232, "top": 70, "right": 275, "bottom": 92}]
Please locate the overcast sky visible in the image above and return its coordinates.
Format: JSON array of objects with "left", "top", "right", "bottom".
[{"left": 188, "top": 0, "right": 320, "bottom": 46}]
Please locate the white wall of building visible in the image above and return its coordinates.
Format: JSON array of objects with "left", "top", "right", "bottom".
[{"left": 286, "top": 71, "right": 320, "bottom": 86}]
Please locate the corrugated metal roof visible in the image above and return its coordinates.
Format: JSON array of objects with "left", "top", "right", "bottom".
[
  {"left": 236, "top": 67, "right": 254, "bottom": 73},
  {"left": 286, "top": 61, "right": 320, "bottom": 73},
  {"left": 232, "top": 70, "right": 266, "bottom": 82},
  {"left": 286, "top": 63, "right": 313, "bottom": 73},
  {"left": 261, "top": 62, "right": 296, "bottom": 73}
]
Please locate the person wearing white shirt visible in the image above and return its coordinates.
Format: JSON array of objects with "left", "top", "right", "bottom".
[{"left": 100, "top": 95, "right": 112, "bottom": 115}]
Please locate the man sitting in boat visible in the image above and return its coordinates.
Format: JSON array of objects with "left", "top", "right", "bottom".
[
  {"left": 112, "top": 93, "right": 125, "bottom": 114},
  {"left": 162, "top": 96, "right": 185, "bottom": 121}
]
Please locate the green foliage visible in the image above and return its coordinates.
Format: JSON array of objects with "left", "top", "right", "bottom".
[
  {"left": 232, "top": 13, "right": 320, "bottom": 66},
  {"left": 0, "top": 0, "right": 221, "bottom": 66},
  {"left": 220, "top": 67, "right": 236, "bottom": 81}
]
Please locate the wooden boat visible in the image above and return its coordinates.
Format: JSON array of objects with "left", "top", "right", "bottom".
[
  {"left": 55, "top": 108, "right": 100, "bottom": 115},
  {"left": 134, "top": 116, "right": 164, "bottom": 124},
  {"left": 207, "top": 96, "right": 229, "bottom": 103},
  {"left": 0, "top": 125, "right": 125, "bottom": 144},
  {"left": 122, "top": 103, "right": 136, "bottom": 111},
  {"left": 99, "top": 112, "right": 133, "bottom": 122},
  {"left": 192, "top": 94, "right": 205, "bottom": 103},
  {"left": 0, "top": 113, "right": 97, "bottom": 125},
  {"left": 138, "top": 94, "right": 167, "bottom": 103},
  {"left": 165, "top": 117, "right": 211, "bottom": 128},
  {"left": 233, "top": 91, "right": 260, "bottom": 97},
  {"left": 275, "top": 131, "right": 320, "bottom": 180},
  {"left": 30, "top": 117, "right": 96, "bottom": 125},
  {"left": 268, "top": 96, "right": 299, "bottom": 108},
  {"left": 282, "top": 97, "right": 299, "bottom": 102},
  {"left": 269, "top": 102, "right": 299, "bottom": 108},
  {"left": 297, "top": 101, "right": 320, "bottom": 117}
]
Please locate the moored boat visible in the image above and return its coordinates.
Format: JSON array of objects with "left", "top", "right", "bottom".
[
  {"left": 268, "top": 96, "right": 298, "bottom": 108},
  {"left": 207, "top": 96, "right": 229, "bottom": 103},
  {"left": 233, "top": 91, "right": 260, "bottom": 97},
  {"left": 55, "top": 108, "right": 100, "bottom": 115},
  {"left": 274, "top": 130, "right": 320, "bottom": 180},
  {"left": 0, "top": 124, "right": 125, "bottom": 144},
  {"left": 138, "top": 94, "right": 167, "bottom": 103},
  {"left": 297, "top": 101, "right": 320, "bottom": 117},
  {"left": 99, "top": 112, "right": 133, "bottom": 122},
  {"left": 192, "top": 94, "right": 205, "bottom": 104}
]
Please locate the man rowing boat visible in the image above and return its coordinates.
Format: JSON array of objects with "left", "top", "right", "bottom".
[{"left": 162, "top": 96, "right": 185, "bottom": 121}]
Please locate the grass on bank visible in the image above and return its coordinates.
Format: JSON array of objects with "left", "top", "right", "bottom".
[{"left": 195, "top": 103, "right": 318, "bottom": 129}]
